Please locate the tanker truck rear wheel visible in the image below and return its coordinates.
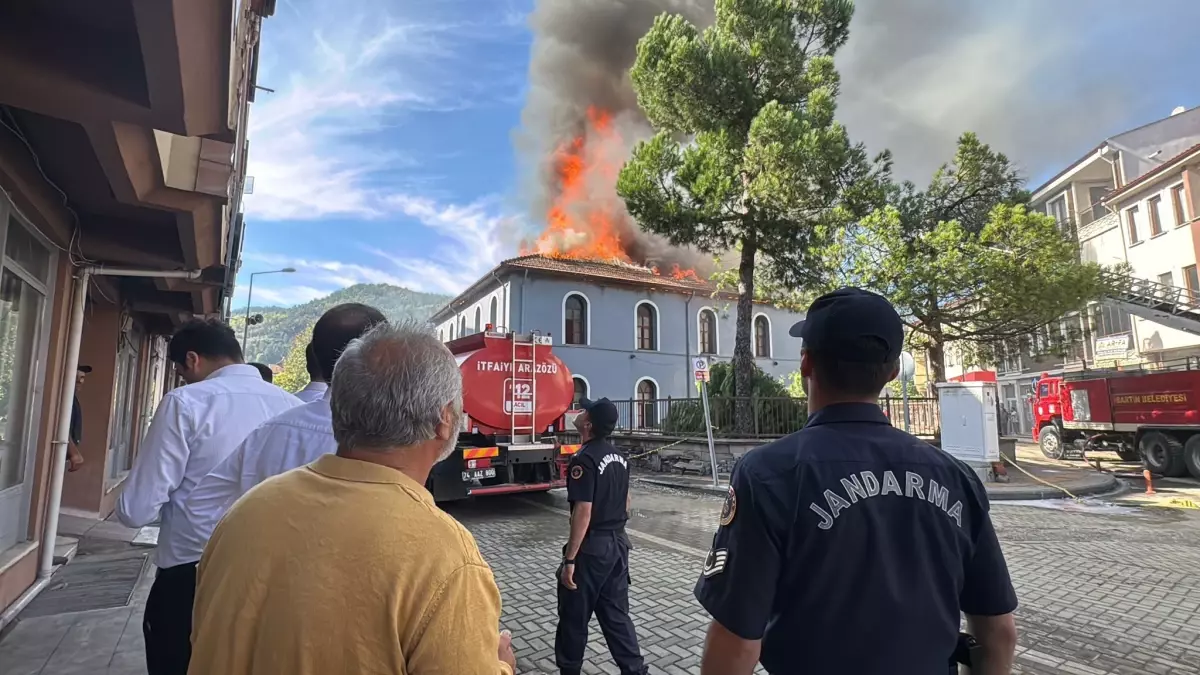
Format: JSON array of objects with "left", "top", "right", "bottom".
[
  {"left": 1039, "top": 426, "right": 1065, "bottom": 460},
  {"left": 1184, "top": 435, "right": 1200, "bottom": 481},
  {"left": 1140, "top": 432, "right": 1186, "bottom": 478},
  {"left": 1116, "top": 447, "right": 1140, "bottom": 462}
]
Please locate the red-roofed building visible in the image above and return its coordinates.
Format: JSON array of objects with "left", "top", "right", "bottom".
[{"left": 430, "top": 255, "right": 806, "bottom": 412}]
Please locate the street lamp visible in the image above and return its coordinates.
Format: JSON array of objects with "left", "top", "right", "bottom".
[{"left": 242, "top": 268, "right": 296, "bottom": 352}]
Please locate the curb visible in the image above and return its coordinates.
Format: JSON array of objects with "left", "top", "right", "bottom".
[
  {"left": 980, "top": 473, "right": 1120, "bottom": 501},
  {"left": 638, "top": 472, "right": 1122, "bottom": 502},
  {"left": 636, "top": 477, "right": 728, "bottom": 496}
]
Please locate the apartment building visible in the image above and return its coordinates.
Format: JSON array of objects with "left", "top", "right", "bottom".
[{"left": 944, "top": 106, "right": 1200, "bottom": 436}]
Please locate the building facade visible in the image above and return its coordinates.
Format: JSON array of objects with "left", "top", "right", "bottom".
[
  {"left": 431, "top": 255, "right": 805, "bottom": 411},
  {"left": 0, "top": 0, "right": 268, "bottom": 620},
  {"left": 944, "top": 106, "right": 1200, "bottom": 437}
]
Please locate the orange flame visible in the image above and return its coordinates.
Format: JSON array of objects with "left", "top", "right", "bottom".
[
  {"left": 522, "top": 107, "right": 630, "bottom": 262},
  {"left": 522, "top": 106, "right": 701, "bottom": 282}
]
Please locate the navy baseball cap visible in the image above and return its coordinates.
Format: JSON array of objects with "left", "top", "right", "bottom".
[
  {"left": 579, "top": 397, "right": 619, "bottom": 433},
  {"left": 789, "top": 288, "right": 904, "bottom": 363}
]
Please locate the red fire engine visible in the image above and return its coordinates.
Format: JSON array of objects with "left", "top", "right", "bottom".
[
  {"left": 428, "top": 327, "right": 581, "bottom": 502},
  {"left": 1032, "top": 363, "right": 1200, "bottom": 479}
]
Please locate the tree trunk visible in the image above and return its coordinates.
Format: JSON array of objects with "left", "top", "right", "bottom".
[
  {"left": 927, "top": 338, "right": 946, "bottom": 384},
  {"left": 733, "top": 237, "right": 757, "bottom": 434}
]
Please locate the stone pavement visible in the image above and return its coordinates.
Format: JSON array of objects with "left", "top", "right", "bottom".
[
  {"left": 5, "top": 482, "right": 1200, "bottom": 675},
  {"left": 454, "top": 487, "right": 1200, "bottom": 675},
  {"left": 0, "top": 515, "right": 153, "bottom": 675}
]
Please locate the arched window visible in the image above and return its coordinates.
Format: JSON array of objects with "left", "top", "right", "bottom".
[
  {"left": 635, "top": 301, "right": 658, "bottom": 351},
  {"left": 489, "top": 297, "right": 498, "bottom": 329},
  {"left": 449, "top": 324, "right": 456, "bottom": 340},
  {"left": 698, "top": 308, "right": 717, "bottom": 355},
  {"left": 474, "top": 307, "right": 482, "bottom": 333},
  {"left": 563, "top": 293, "right": 588, "bottom": 345},
  {"left": 438, "top": 329, "right": 444, "bottom": 343},
  {"left": 459, "top": 316, "right": 466, "bottom": 337},
  {"left": 572, "top": 376, "right": 589, "bottom": 409},
  {"left": 635, "top": 378, "right": 659, "bottom": 428},
  {"left": 754, "top": 314, "right": 772, "bottom": 358}
]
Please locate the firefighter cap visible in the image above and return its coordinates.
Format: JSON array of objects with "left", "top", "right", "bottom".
[{"left": 789, "top": 287, "right": 903, "bottom": 363}]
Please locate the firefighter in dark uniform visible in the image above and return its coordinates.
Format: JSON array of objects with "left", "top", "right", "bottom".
[
  {"left": 556, "top": 397, "right": 648, "bottom": 675},
  {"left": 694, "top": 288, "right": 1020, "bottom": 675}
]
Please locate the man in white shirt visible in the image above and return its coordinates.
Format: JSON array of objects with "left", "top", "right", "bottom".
[
  {"left": 185, "top": 303, "right": 386, "bottom": 557},
  {"left": 116, "top": 318, "right": 301, "bottom": 675},
  {"left": 294, "top": 343, "right": 328, "bottom": 402}
]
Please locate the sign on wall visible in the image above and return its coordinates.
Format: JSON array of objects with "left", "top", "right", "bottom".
[{"left": 1094, "top": 333, "right": 1131, "bottom": 358}]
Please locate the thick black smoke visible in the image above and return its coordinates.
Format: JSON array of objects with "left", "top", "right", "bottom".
[
  {"left": 836, "top": 0, "right": 1199, "bottom": 182},
  {"left": 516, "top": 0, "right": 714, "bottom": 271},
  {"left": 517, "top": 0, "right": 1199, "bottom": 260}
]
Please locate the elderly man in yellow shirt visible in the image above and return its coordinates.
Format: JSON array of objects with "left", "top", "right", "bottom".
[{"left": 189, "top": 321, "right": 515, "bottom": 675}]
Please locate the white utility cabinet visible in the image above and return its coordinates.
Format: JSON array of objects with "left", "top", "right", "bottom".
[{"left": 935, "top": 381, "right": 1000, "bottom": 465}]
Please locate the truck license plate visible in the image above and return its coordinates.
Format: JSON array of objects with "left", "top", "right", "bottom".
[{"left": 462, "top": 468, "right": 496, "bottom": 481}]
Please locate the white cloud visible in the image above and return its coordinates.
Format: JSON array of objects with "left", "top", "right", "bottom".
[
  {"left": 240, "top": 193, "right": 523, "bottom": 300},
  {"left": 243, "top": 1, "right": 511, "bottom": 221},
  {"left": 373, "top": 195, "right": 522, "bottom": 294},
  {"left": 250, "top": 285, "right": 332, "bottom": 307}
]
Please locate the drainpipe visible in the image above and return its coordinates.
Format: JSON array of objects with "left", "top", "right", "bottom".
[
  {"left": 685, "top": 292, "right": 694, "bottom": 398},
  {"left": 0, "top": 265, "right": 203, "bottom": 630}
]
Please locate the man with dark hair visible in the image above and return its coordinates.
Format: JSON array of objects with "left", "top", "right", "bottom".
[
  {"left": 556, "top": 397, "right": 647, "bottom": 675},
  {"left": 187, "top": 304, "right": 387, "bottom": 564},
  {"left": 294, "top": 342, "right": 327, "bottom": 402},
  {"left": 249, "top": 362, "right": 274, "bottom": 383},
  {"left": 695, "top": 288, "right": 1018, "bottom": 675},
  {"left": 116, "top": 318, "right": 301, "bottom": 675}
]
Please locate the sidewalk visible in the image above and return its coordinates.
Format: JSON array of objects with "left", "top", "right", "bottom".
[
  {"left": 637, "top": 442, "right": 1120, "bottom": 501},
  {"left": 0, "top": 515, "right": 156, "bottom": 675}
]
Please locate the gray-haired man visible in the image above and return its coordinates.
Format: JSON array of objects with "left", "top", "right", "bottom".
[{"left": 189, "top": 322, "right": 515, "bottom": 675}]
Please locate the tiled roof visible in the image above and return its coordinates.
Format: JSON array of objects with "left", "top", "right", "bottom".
[
  {"left": 430, "top": 254, "right": 721, "bottom": 322},
  {"left": 501, "top": 254, "right": 715, "bottom": 293},
  {"left": 1103, "top": 142, "right": 1200, "bottom": 203}
]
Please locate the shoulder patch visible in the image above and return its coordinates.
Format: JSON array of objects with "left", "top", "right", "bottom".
[
  {"left": 701, "top": 548, "right": 728, "bottom": 577},
  {"left": 571, "top": 465, "right": 584, "bottom": 480},
  {"left": 719, "top": 485, "right": 737, "bottom": 527}
]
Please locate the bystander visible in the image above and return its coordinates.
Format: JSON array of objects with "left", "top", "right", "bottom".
[{"left": 189, "top": 321, "right": 514, "bottom": 675}]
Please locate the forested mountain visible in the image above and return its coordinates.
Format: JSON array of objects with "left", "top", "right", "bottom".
[{"left": 230, "top": 284, "right": 451, "bottom": 365}]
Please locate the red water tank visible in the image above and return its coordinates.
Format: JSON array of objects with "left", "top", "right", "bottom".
[{"left": 451, "top": 332, "right": 574, "bottom": 434}]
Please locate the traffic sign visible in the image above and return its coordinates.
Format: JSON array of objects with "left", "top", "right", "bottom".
[
  {"left": 693, "top": 357, "right": 710, "bottom": 381},
  {"left": 900, "top": 351, "right": 916, "bottom": 382}
]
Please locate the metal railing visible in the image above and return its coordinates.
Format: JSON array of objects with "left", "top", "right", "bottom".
[
  {"left": 1102, "top": 269, "right": 1200, "bottom": 316},
  {"left": 879, "top": 395, "right": 941, "bottom": 437},
  {"left": 608, "top": 396, "right": 942, "bottom": 439}
]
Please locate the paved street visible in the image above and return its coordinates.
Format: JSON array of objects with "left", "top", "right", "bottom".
[
  {"left": 3, "top": 482, "right": 1199, "bottom": 674},
  {"left": 453, "top": 483, "right": 1200, "bottom": 675}
]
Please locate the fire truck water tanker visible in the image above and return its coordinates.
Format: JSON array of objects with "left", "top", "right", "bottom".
[
  {"left": 1032, "top": 366, "right": 1200, "bottom": 480},
  {"left": 426, "top": 328, "right": 579, "bottom": 502}
]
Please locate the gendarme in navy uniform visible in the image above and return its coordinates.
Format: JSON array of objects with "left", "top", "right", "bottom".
[
  {"left": 694, "top": 288, "right": 1019, "bottom": 674},
  {"left": 555, "top": 397, "right": 647, "bottom": 675}
]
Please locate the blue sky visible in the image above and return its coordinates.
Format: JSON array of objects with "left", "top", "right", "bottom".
[
  {"left": 235, "top": 0, "right": 532, "bottom": 306},
  {"left": 233, "top": 0, "right": 1199, "bottom": 308}
]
